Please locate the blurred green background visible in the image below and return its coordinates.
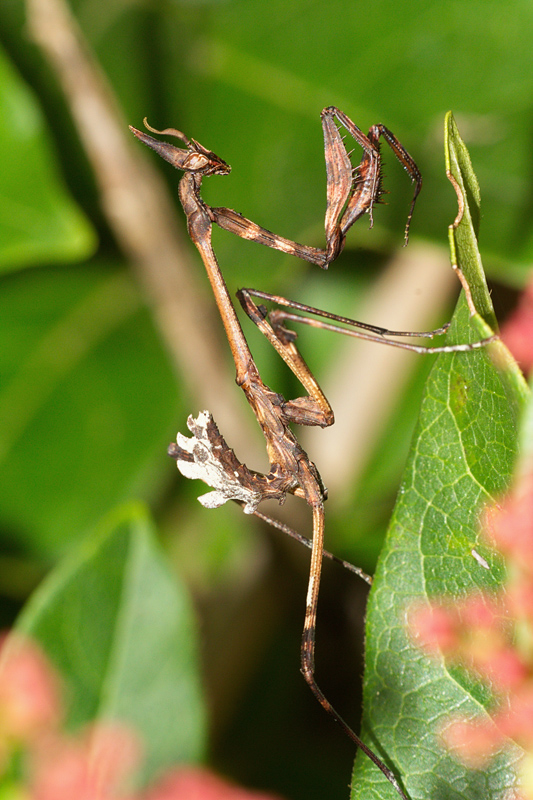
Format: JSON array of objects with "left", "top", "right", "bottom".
[{"left": 1, "top": 1, "right": 532, "bottom": 798}]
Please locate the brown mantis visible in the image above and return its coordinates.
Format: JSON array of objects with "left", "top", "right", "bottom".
[{"left": 130, "top": 107, "right": 494, "bottom": 800}]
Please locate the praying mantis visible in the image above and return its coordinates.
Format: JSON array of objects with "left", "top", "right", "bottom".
[{"left": 130, "top": 107, "right": 494, "bottom": 799}]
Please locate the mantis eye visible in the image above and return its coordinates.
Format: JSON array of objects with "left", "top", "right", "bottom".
[{"left": 185, "top": 152, "right": 210, "bottom": 171}]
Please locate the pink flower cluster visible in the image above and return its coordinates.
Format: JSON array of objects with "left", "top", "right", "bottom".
[
  {"left": 410, "top": 473, "right": 533, "bottom": 796},
  {"left": 502, "top": 281, "right": 533, "bottom": 374},
  {"left": 0, "top": 634, "right": 281, "bottom": 800}
]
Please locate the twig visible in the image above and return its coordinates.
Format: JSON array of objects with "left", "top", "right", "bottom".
[{"left": 25, "top": 0, "right": 258, "bottom": 459}]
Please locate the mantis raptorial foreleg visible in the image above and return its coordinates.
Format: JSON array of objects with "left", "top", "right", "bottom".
[{"left": 136, "top": 107, "right": 421, "bottom": 270}]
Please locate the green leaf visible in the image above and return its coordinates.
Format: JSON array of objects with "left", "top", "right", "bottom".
[
  {"left": 0, "top": 263, "right": 180, "bottom": 558},
  {"left": 444, "top": 112, "right": 495, "bottom": 331},
  {"left": 444, "top": 112, "right": 528, "bottom": 407},
  {"left": 16, "top": 503, "right": 207, "bottom": 784},
  {"left": 520, "top": 375, "right": 533, "bottom": 477},
  {"left": 351, "top": 118, "right": 529, "bottom": 799},
  {"left": 0, "top": 45, "right": 96, "bottom": 272}
]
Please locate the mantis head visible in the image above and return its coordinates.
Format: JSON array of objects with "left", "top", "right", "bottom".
[{"left": 129, "top": 119, "right": 231, "bottom": 177}]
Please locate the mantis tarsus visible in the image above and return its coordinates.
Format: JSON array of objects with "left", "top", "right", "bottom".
[{"left": 130, "top": 107, "right": 494, "bottom": 800}]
